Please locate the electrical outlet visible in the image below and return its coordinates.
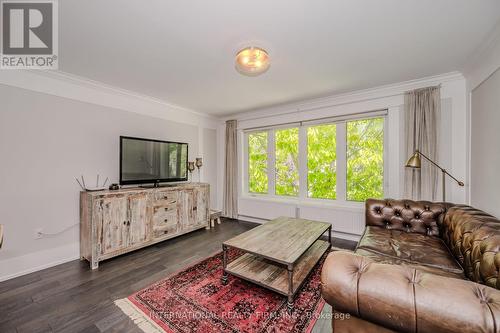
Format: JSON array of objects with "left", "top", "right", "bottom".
[{"left": 35, "top": 228, "right": 43, "bottom": 239}]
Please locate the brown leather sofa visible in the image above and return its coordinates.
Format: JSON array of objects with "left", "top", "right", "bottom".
[{"left": 321, "top": 199, "right": 500, "bottom": 333}]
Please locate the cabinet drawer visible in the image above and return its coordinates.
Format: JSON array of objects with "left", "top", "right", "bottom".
[
  {"left": 153, "top": 224, "right": 178, "bottom": 238},
  {"left": 154, "top": 191, "right": 178, "bottom": 202},
  {"left": 152, "top": 211, "right": 177, "bottom": 227},
  {"left": 153, "top": 203, "right": 177, "bottom": 215}
]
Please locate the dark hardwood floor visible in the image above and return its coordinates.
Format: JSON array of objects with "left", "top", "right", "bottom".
[{"left": 0, "top": 219, "right": 356, "bottom": 333}]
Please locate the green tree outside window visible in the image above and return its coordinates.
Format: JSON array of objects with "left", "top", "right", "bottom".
[
  {"left": 248, "top": 131, "right": 268, "bottom": 193},
  {"left": 275, "top": 128, "right": 299, "bottom": 196},
  {"left": 307, "top": 124, "right": 337, "bottom": 199},
  {"left": 346, "top": 118, "right": 384, "bottom": 201}
]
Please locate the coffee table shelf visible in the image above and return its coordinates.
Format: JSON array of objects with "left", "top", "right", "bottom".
[{"left": 225, "top": 239, "right": 330, "bottom": 296}]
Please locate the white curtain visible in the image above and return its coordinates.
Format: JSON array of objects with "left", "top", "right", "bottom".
[
  {"left": 404, "top": 86, "right": 440, "bottom": 201},
  {"left": 224, "top": 120, "right": 238, "bottom": 218}
]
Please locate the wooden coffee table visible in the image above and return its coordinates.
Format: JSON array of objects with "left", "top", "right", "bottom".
[{"left": 221, "top": 216, "right": 332, "bottom": 311}]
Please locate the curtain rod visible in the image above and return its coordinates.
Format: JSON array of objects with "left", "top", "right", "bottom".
[
  {"left": 242, "top": 109, "right": 388, "bottom": 132},
  {"left": 407, "top": 84, "right": 442, "bottom": 93}
]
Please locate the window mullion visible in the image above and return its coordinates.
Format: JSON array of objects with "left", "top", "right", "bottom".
[
  {"left": 243, "top": 132, "right": 249, "bottom": 194},
  {"left": 336, "top": 122, "right": 347, "bottom": 202},
  {"left": 298, "top": 125, "right": 308, "bottom": 199},
  {"left": 268, "top": 129, "right": 276, "bottom": 195},
  {"left": 384, "top": 115, "right": 391, "bottom": 197}
]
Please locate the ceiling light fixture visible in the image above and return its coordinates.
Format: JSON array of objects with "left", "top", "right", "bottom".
[{"left": 235, "top": 47, "right": 270, "bottom": 76}]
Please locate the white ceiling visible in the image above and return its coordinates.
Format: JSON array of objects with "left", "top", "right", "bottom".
[{"left": 60, "top": 0, "right": 500, "bottom": 116}]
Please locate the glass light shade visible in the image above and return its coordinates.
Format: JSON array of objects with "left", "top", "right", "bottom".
[
  {"left": 187, "top": 161, "right": 195, "bottom": 172},
  {"left": 195, "top": 157, "right": 203, "bottom": 168},
  {"left": 235, "top": 47, "right": 270, "bottom": 76}
]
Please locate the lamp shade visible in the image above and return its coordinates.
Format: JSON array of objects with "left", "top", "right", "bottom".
[{"left": 406, "top": 151, "right": 421, "bottom": 168}]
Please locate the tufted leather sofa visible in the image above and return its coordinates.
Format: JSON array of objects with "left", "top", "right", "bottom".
[{"left": 321, "top": 199, "right": 500, "bottom": 333}]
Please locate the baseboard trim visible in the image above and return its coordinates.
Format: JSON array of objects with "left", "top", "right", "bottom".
[
  {"left": 237, "top": 215, "right": 271, "bottom": 224},
  {"left": 237, "top": 214, "right": 361, "bottom": 243},
  {"left": 0, "top": 243, "right": 79, "bottom": 282}
]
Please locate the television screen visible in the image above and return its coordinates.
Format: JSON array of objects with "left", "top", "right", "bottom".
[{"left": 120, "top": 136, "right": 188, "bottom": 185}]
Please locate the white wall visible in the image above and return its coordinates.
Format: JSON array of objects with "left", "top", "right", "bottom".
[
  {"left": 464, "top": 20, "right": 500, "bottom": 217},
  {"left": 470, "top": 69, "right": 500, "bottom": 217},
  {"left": 222, "top": 73, "right": 468, "bottom": 241},
  {"left": 203, "top": 128, "right": 218, "bottom": 206},
  {"left": 0, "top": 80, "right": 219, "bottom": 282}
]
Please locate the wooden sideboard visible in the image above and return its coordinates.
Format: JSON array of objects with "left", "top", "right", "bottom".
[{"left": 80, "top": 183, "right": 209, "bottom": 269}]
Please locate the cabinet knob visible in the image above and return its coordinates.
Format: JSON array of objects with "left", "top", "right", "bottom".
[
  {"left": 123, "top": 221, "right": 126, "bottom": 225},
  {"left": 193, "top": 207, "right": 197, "bottom": 211},
  {"left": 164, "top": 218, "right": 168, "bottom": 222},
  {"left": 164, "top": 207, "right": 169, "bottom": 211},
  {"left": 127, "top": 221, "right": 130, "bottom": 226}
]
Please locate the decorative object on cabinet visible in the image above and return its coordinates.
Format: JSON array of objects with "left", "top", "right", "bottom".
[
  {"left": 195, "top": 157, "right": 203, "bottom": 182},
  {"left": 109, "top": 183, "right": 120, "bottom": 191},
  {"left": 76, "top": 175, "right": 109, "bottom": 192},
  {"left": 80, "top": 183, "right": 210, "bottom": 269},
  {"left": 187, "top": 161, "right": 195, "bottom": 182}
]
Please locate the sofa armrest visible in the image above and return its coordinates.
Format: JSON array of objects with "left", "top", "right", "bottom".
[{"left": 321, "top": 251, "right": 500, "bottom": 333}]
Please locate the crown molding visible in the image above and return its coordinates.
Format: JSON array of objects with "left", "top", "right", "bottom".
[
  {"left": 0, "top": 69, "right": 219, "bottom": 128},
  {"left": 463, "top": 19, "right": 500, "bottom": 91},
  {"left": 0, "top": 68, "right": 466, "bottom": 127},
  {"left": 224, "top": 71, "right": 465, "bottom": 121}
]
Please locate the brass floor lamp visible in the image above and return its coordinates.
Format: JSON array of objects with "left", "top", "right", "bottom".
[{"left": 406, "top": 150, "right": 464, "bottom": 201}]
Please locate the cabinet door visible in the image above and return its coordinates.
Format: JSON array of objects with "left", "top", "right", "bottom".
[
  {"left": 94, "top": 196, "right": 128, "bottom": 255},
  {"left": 178, "top": 189, "right": 195, "bottom": 230},
  {"left": 127, "top": 193, "right": 151, "bottom": 247},
  {"left": 194, "top": 186, "right": 209, "bottom": 227}
]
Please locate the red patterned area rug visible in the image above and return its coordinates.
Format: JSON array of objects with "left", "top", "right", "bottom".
[{"left": 115, "top": 249, "right": 327, "bottom": 333}]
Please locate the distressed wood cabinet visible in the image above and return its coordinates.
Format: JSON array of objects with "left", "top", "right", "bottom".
[{"left": 80, "top": 183, "right": 210, "bottom": 269}]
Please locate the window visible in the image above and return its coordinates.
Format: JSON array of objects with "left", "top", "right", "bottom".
[
  {"left": 244, "top": 113, "right": 385, "bottom": 203},
  {"left": 248, "top": 131, "right": 268, "bottom": 193},
  {"left": 307, "top": 124, "right": 336, "bottom": 199},
  {"left": 275, "top": 127, "right": 299, "bottom": 196},
  {"left": 346, "top": 118, "right": 384, "bottom": 201}
]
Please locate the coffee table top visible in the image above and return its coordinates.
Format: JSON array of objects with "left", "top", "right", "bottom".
[{"left": 223, "top": 216, "right": 330, "bottom": 265}]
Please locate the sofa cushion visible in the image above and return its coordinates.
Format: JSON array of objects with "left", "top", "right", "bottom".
[
  {"left": 355, "top": 248, "right": 465, "bottom": 279},
  {"left": 356, "top": 226, "right": 463, "bottom": 275}
]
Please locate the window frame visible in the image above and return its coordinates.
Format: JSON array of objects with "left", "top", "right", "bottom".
[{"left": 242, "top": 113, "right": 388, "bottom": 207}]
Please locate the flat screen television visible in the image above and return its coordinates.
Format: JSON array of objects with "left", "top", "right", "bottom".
[{"left": 120, "top": 136, "right": 188, "bottom": 185}]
